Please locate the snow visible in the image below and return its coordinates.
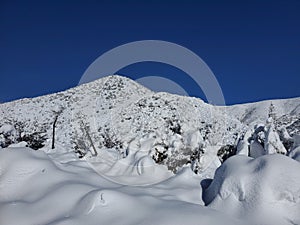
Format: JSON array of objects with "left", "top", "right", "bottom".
[
  {"left": 249, "top": 139, "right": 265, "bottom": 158},
  {"left": 8, "top": 141, "right": 28, "bottom": 148},
  {"left": 292, "top": 134, "right": 300, "bottom": 148},
  {"left": 236, "top": 138, "right": 249, "bottom": 155},
  {"left": 264, "top": 121, "right": 287, "bottom": 155},
  {"left": 203, "top": 154, "right": 300, "bottom": 225},
  {"left": 1, "top": 145, "right": 300, "bottom": 225},
  {"left": 0, "top": 124, "right": 15, "bottom": 135},
  {"left": 0, "top": 147, "right": 246, "bottom": 225},
  {"left": 0, "top": 75, "right": 299, "bottom": 225},
  {"left": 289, "top": 134, "right": 300, "bottom": 162}
]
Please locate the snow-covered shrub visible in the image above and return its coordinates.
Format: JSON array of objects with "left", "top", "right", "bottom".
[
  {"left": 217, "top": 145, "right": 236, "bottom": 162},
  {"left": 286, "top": 118, "right": 300, "bottom": 136},
  {"left": 151, "top": 144, "right": 168, "bottom": 164},
  {"left": 0, "top": 124, "right": 18, "bottom": 147},
  {"left": 0, "top": 124, "right": 16, "bottom": 135},
  {"left": 0, "top": 123, "right": 47, "bottom": 150},
  {"left": 166, "top": 119, "right": 182, "bottom": 135},
  {"left": 100, "top": 128, "right": 122, "bottom": 149},
  {"left": 18, "top": 132, "right": 47, "bottom": 150},
  {"left": 190, "top": 147, "right": 205, "bottom": 174},
  {"left": 241, "top": 114, "right": 290, "bottom": 158},
  {"left": 148, "top": 130, "right": 206, "bottom": 173},
  {"left": 73, "top": 137, "right": 89, "bottom": 158},
  {"left": 0, "top": 134, "right": 6, "bottom": 148},
  {"left": 73, "top": 122, "right": 99, "bottom": 158}
]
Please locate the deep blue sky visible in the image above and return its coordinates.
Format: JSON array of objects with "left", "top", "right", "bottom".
[{"left": 1, "top": 0, "right": 299, "bottom": 105}]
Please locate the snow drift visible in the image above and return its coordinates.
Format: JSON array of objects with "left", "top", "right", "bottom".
[
  {"left": 0, "top": 147, "right": 246, "bottom": 225},
  {"left": 203, "top": 154, "right": 300, "bottom": 225}
]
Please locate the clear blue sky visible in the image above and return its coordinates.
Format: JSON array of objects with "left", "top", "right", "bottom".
[{"left": 1, "top": 0, "right": 299, "bottom": 105}]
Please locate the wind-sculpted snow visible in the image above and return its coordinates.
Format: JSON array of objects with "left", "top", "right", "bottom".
[
  {"left": 203, "top": 154, "right": 300, "bottom": 225},
  {"left": 0, "top": 75, "right": 299, "bottom": 225},
  {"left": 0, "top": 147, "right": 247, "bottom": 225}
]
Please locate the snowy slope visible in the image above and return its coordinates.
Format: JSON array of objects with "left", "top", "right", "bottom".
[
  {"left": 226, "top": 97, "right": 300, "bottom": 125},
  {"left": 0, "top": 75, "right": 243, "bottom": 147},
  {"left": 0, "top": 75, "right": 299, "bottom": 176},
  {"left": 0, "top": 75, "right": 300, "bottom": 225},
  {"left": 0, "top": 147, "right": 247, "bottom": 225}
]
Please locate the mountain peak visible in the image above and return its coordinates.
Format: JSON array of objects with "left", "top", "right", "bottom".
[{"left": 0, "top": 75, "right": 299, "bottom": 177}]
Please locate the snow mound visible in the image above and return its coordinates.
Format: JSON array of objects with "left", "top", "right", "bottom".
[
  {"left": 0, "top": 147, "right": 246, "bottom": 225},
  {"left": 203, "top": 154, "right": 300, "bottom": 225}
]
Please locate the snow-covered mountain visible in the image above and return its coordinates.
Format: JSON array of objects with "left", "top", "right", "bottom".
[
  {"left": 0, "top": 75, "right": 300, "bottom": 225},
  {"left": 0, "top": 75, "right": 299, "bottom": 161}
]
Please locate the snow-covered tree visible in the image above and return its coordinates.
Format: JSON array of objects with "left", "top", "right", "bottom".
[
  {"left": 264, "top": 115, "right": 287, "bottom": 155},
  {"left": 268, "top": 102, "right": 276, "bottom": 120}
]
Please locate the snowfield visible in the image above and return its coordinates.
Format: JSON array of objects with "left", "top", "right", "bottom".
[
  {"left": 0, "top": 75, "right": 300, "bottom": 225},
  {"left": 0, "top": 147, "right": 246, "bottom": 225}
]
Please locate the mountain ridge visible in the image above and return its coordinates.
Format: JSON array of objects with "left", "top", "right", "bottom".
[{"left": 0, "top": 75, "right": 299, "bottom": 174}]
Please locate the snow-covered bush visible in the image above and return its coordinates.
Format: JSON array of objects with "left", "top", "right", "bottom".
[
  {"left": 100, "top": 128, "right": 122, "bottom": 150},
  {"left": 0, "top": 123, "right": 47, "bottom": 150},
  {"left": 286, "top": 118, "right": 300, "bottom": 136},
  {"left": 151, "top": 144, "right": 168, "bottom": 164},
  {"left": 217, "top": 145, "right": 236, "bottom": 162},
  {"left": 73, "top": 123, "right": 97, "bottom": 158},
  {"left": 0, "top": 134, "right": 5, "bottom": 148},
  {"left": 18, "top": 132, "right": 47, "bottom": 150},
  {"left": 166, "top": 118, "right": 182, "bottom": 135},
  {"left": 147, "top": 130, "right": 207, "bottom": 173},
  {"left": 0, "top": 124, "right": 18, "bottom": 147},
  {"left": 238, "top": 111, "right": 290, "bottom": 158}
]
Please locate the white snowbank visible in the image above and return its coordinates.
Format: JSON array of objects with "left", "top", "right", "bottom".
[
  {"left": 8, "top": 141, "right": 28, "bottom": 148},
  {"left": 203, "top": 154, "right": 300, "bottom": 225},
  {"left": 0, "top": 147, "right": 246, "bottom": 225}
]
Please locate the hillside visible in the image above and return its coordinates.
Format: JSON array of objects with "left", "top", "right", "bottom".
[{"left": 0, "top": 75, "right": 300, "bottom": 225}]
